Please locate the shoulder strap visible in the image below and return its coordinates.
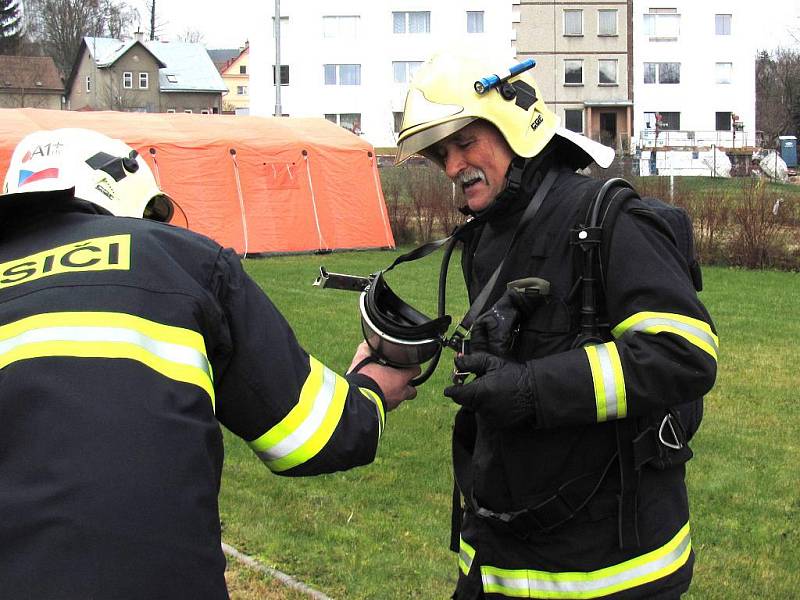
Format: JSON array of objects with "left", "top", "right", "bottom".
[
  {"left": 456, "top": 167, "right": 560, "bottom": 335},
  {"left": 570, "top": 178, "right": 638, "bottom": 348}
]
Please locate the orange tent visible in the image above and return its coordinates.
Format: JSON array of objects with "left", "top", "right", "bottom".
[{"left": 0, "top": 108, "right": 395, "bottom": 255}]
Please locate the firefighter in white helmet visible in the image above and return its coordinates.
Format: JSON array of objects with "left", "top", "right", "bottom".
[
  {"left": 397, "top": 52, "right": 717, "bottom": 599},
  {"left": 0, "top": 128, "right": 419, "bottom": 598}
]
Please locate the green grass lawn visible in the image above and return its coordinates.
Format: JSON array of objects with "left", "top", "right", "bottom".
[{"left": 218, "top": 250, "right": 800, "bottom": 599}]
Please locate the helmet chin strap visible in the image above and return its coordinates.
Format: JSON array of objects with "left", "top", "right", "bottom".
[{"left": 459, "top": 155, "right": 528, "bottom": 219}]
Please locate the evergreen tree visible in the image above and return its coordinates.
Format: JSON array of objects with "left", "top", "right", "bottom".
[{"left": 0, "top": 0, "right": 23, "bottom": 55}]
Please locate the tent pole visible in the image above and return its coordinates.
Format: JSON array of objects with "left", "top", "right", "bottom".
[{"left": 274, "top": 0, "right": 282, "bottom": 117}]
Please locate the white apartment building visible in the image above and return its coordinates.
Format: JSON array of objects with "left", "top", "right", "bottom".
[
  {"left": 247, "top": 1, "right": 515, "bottom": 149},
  {"left": 633, "top": 1, "right": 757, "bottom": 151}
]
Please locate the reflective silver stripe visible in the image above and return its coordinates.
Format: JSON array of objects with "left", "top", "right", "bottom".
[
  {"left": 595, "top": 344, "right": 620, "bottom": 420},
  {"left": 620, "top": 317, "right": 718, "bottom": 356},
  {"left": 257, "top": 366, "right": 338, "bottom": 462},
  {"left": 584, "top": 342, "right": 626, "bottom": 422},
  {"left": 481, "top": 523, "right": 692, "bottom": 598},
  {"left": 459, "top": 537, "right": 476, "bottom": 576},
  {"left": 0, "top": 326, "right": 211, "bottom": 376}
]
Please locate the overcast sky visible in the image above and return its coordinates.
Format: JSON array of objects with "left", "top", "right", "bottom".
[{"left": 131, "top": 1, "right": 800, "bottom": 52}]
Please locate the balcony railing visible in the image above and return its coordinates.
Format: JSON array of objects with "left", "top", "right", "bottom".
[{"left": 637, "top": 129, "right": 761, "bottom": 150}]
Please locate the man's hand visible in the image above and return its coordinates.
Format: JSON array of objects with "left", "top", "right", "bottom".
[
  {"left": 469, "top": 293, "right": 520, "bottom": 356},
  {"left": 444, "top": 352, "right": 536, "bottom": 429},
  {"left": 348, "top": 342, "right": 421, "bottom": 411}
]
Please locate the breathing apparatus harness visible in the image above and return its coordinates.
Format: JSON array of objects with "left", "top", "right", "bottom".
[{"left": 314, "top": 155, "right": 561, "bottom": 387}]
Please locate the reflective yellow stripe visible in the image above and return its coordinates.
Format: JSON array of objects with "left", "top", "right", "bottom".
[
  {"left": 249, "top": 355, "right": 347, "bottom": 472},
  {"left": 612, "top": 312, "right": 719, "bottom": 361},
  {"left": 481, "top": 522, "right": 691, "bottom": 598},
  {"left": 459, "top": 536, "right": 476, "bottom": 576},
  {"left": 584, "top": 342, "right": 626, "bottom": 422},
  {"left": 359, "top": 386, "right": 385, "bottom": 437},
  {"left": 0, "top": 311, "right": 214, "bottom": 409}
]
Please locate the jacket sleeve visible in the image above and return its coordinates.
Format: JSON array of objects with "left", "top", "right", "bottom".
[
  {"left": 210, "top": 248, "right": 387, "bottom": 476},
  {"left": 530, "top": 206, "right": 718, "bottom": 429}
]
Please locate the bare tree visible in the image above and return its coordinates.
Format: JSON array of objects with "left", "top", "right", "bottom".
[
  {"left": 27, "top": 0, "right": 137, "bottom": 76},
  {"left": 756, "top": 47, "right": 800, "bottom": 146},
  {"left": 177, "top": 28, "right": 204, "bottom": 45},
  {"left": 0, "top": 0, "right": 23, "bottom": 54},
  {"left": 140, "top": 0, "right": 165, "bottom": 41}
]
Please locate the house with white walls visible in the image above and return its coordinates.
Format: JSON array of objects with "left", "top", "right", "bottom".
[
  {"left": 246, "top": 1, "right": 515, "bottom": 150},
  {"left": 633, "top": 1, "right": 758, "bottom": 174}
]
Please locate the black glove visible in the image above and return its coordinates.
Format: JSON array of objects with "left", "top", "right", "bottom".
[
  {"left": 444, "top": 352, "right": 536, "bottom": 429},
  {"left": 469, "top": 277, "right": 550, "bottom": 357},
  {"left": 469, "top": 293, "right": 520, "bottom": 356}
]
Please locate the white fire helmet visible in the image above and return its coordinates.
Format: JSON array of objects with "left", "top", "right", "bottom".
[
  {"left": 2, "top": 128, "right": 174, "bottom": 222},
  {"left": 396, "top": 51, "right": 614, "bottom": 169}
]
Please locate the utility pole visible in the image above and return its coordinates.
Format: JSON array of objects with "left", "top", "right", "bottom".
[{"left": 274, "top": 0, "right": 282, "bottom": 117}]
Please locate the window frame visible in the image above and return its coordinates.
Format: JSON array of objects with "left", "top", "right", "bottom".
[
  {"left": 392, "top": 61, "right": 423, "bottom": 84},
  {"left": 122, "top": 71, "right": 133, "bottom": 89},
  {"left": 564, "top": 109, "right": 584, "bottom": 133},
  {"left": 715, "top": 62, "right": 732, "bottom": 84},
  {"left": 715, "top": 111, "right": 732, "bottom": 131},
  {"left": 86, "top": 75, "right": 91, "bottom": 92},
  {"left": 643, "top": 11, "right": 680, "bottom": 40},
  {"left": 715, "top": 13, "right": 731, "bottom": 35},
  {"left": 236, "top": 85, "right": 248, "bottom": 96},
  {"left": 392, "top": 11, "right": 431, "bottom": 34},
  {"left": 563, "top": 9, "right": 583, "bottom": 36},
  {"left": 598, "top": 9, "right": 618, "bottom": 36},
  {"left": 322, "top": 15, "right": 359, "bottom": 38},
  {"left": 564, "top": 59, "right": 584, "bottom": 85},
  {"left": 239, "top": 65, "right": 247, "bottom": 75},
  {"left": 323, "top": 63, "right": 361, "bottom": 85},
  {"left": 598, "top": 59, "right": 618, "bottom": 85},
  {"left": 467, "top": 10, "right": 484, "bottom": 33},
  {"left": 138, "top": 72, "right": 149, "bottom": 89},
  {"left": 643, "top": 62, "right": 680, "bottom": 84}
]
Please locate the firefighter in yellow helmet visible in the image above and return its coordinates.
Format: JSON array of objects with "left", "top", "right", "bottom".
[
  {"left": 0, "top": 128, "right": 419, "bottom": 597},
  {"left": 398, "top": 53, "right": 717, "bottom": 599}
]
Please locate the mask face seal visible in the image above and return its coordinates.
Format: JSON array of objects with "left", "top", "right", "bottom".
[
  {"left": 314, "top": 267, "right": 451, "bottom": 371},
  {"left": 360, "top": 272, "right": 451, "bottom": 368}
]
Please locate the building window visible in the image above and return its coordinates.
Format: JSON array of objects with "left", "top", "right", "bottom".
[
  {"left": 598, "top": 9, "right": 618, "bottom": 36},
  {"left": 139, "top": 72, "right": 148, "bottom": 89},
  {"left": 467, "top": 11, "right": 484, "bottom": 33},
  {"left": 564, "top": 9, "right": 583, "bottom": 36},
  {"left": 393, "top": 11, "right": 430, "bottom": 34},
  {"left": 166, "top": 74, "right": 178, "bottom": 83},
  {"left": 564, "top": 109, "right": 583, "bottom": 133},
  {"left": 643, "top": 9, "right": 680, "bottom": 40},
  {"left": 167, "top": 108, "right": 176, "bottom": 113},
  {"left": 324, "top": 63, "right": 361, "bottom": 85},
  {"left": 237, "top": 85, "right": 248, "bottom": 95},
  {"left": 184, "top": 109, "right": 193, "bottom": 114},
  {"left": 393, "top": 61, "right": 423, "bottom": 83},
  {"left": 598, "top": 59, "right": 618, "bottom": 85},
  {"left": 715, "top": 62, "right": 732, "bottom": 84},
  {"left": 86, "top": 75, "right": 91, "bottom": 92},
  {"left": 643, "top": 62, "right": 680, "bottom": 84},
  {"left": 323, "top": 15, "right": 359, "bottom": 38},
  {"left": 564, "top": 59, "right": 583, "bottom": 85},
  {"left": 716, "top": 111, "right": 732, "bottom": 131},
  {"left": 325, "top": 113, "right": 362, "bottom": 134},
  {"left": 646, "top": 111, "right": 680, "bottom": 130},
  {"left": 715, "top": 13, "right": 731, "bottom": 35},
  {"left": 239, "top": 65, "right": 247, "bottom": 75},
  {"left": 272, "top": 65, "right": 290, "bottom": 85},
  {"left": 393, "top": 111, "right": 404, "bottom": 133},
  {"left": 123, "top": 71, "right": 133, "bottom": 89},
  {"left": 201, "top": 109, "right": 210, "bottom": 115}
]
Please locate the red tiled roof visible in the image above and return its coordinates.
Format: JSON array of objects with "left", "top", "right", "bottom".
[{"left": 0, "top": 56, "right": 63, "bottom": 91}]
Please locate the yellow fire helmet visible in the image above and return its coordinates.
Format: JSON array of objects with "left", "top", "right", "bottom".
[
  {"left": 396, "top": 51, "right": 614, "bottom": 169},
  {"left": 2, "top": 128, "right": 174, "bottom": 222}
]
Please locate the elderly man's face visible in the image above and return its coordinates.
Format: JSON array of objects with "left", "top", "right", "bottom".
[{"left": 431, "top": 121, "right": 514, "bottom": 212}]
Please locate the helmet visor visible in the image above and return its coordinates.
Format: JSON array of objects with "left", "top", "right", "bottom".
[{"left": 396, "top": 117, "right": 476, "bottom": 165}]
